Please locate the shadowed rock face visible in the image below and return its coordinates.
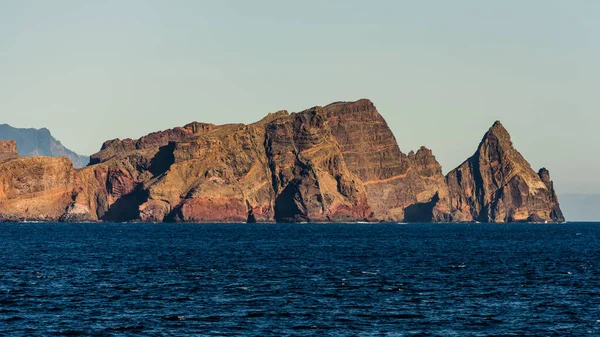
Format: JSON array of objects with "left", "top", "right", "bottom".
[
  {"left": 0, "top": 101, "right": 565, "bottom": 223},
  {"left": 444, "top": 121, "right": 564, "bottom": 223}
]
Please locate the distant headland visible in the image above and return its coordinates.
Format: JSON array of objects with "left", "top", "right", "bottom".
[
  {"left": 0, "top": 99, "right": 563, "bottom": 223},
  {"left": 0, "top": 124, "right": 89, "bottom": 168}
]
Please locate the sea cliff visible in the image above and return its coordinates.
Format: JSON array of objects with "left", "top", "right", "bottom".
[{"left": 0, "top": 99, "right": 564, "bottom": 223}]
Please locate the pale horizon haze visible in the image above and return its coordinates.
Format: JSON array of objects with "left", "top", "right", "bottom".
[{"left": 0, "top": 1, "right": 598, "bottom": 219}]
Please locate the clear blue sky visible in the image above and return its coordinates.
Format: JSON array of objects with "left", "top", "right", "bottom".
[{"left": 0, "top": 0, "right": 598, "bottom": 196}]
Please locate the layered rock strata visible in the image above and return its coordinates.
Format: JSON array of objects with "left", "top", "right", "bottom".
[
  {"left": 0, "top": 140, "right": 19, "bottom": 162},
  {"left": 0, "top": 100, "right": 565, "bottom": 223},
  {"left": 444, "top": 121, "right": 564, "bottom": 223},
  {"left": 0, "top": 124, "right": 89, "bottom": 167}
]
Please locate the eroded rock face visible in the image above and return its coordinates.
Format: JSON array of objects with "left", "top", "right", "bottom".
[
  {"left": 0, "top": 101, "right": 565, "bottom": 223},
  {"left": 0, "top": 156, "right": 75, "bottom": 221},
  {"left": 0, "top": 124, "right": 89, "bottom": 167},
  {"left": 265, "top": 107, "right": 372, "bottom": 222},
  {"left": 324, "top": 100, "right": 449, "bottom": 222},
  {"left": 0, "top": 141, "right": 19, "bottom": 162},
  {"left": 141, "top": 121, "right": 276, "bottom": 223},
  {"left": 444, "top": 121, "right": 564, "bottom": 223}
]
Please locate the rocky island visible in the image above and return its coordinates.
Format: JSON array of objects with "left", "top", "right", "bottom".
[{"left": 0, "top": 99, "right": 564, "bottom": 223}]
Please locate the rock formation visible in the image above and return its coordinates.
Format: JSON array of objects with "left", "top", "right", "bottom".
[
  {"left": 0, "top": 124, "right": 89, "bottom": 168},
  {"left": 0, "top": 153, "right": 76, "bottom": 222},
  {"left": 0, "top": 140, "right": 19, "bottom": 162},
  {"left": 0, "top": 100, "right": 565, "bottom": 223},
  {"left": 323, "top": 100, "right": 449, "bottom": 222},
  {"left": 444, "top": 121, "right": 564, "bottom": 223}
]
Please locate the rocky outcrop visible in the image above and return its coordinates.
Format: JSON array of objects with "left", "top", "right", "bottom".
[
  {"left": 0, "top": 100, "right": 565, "bottom": 223},
  {"left": 0, "top": 140, "right": 19, "bottom": 162},
  {"left": 114, "top": 108, "right": 372, "bottom": 223},
  {"left": 0, "top": 124, "right": 89, "bottom": 168},
  {"left": 324, "top": 100, "right": 450, "bottom": 222},
  {"left": 141, "top": 121, "right": 276, "bottom": 223},
  {"left": 88, "top": 122, "right": 214, "bottom": 165},
  {"left": 265, "top": 107, "right": 372, "bottom": 222},
  {"left": 444, "top": 121, "right": 564, "bottom": 223},
  {"left": 0, "top": 156, "right": 76, "bottom": 221}
]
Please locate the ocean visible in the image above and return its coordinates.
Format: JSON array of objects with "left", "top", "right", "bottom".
[{"left": 0, "top": 222, "right": 598, "bottom": 336}]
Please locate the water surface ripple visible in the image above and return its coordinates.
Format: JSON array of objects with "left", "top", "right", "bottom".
[{"left": 0, "top": 223, "right": 599, "bottom": 336}]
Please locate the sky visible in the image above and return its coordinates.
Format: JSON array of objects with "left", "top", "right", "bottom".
[{"left": 0, "top": 0, "right": 598, "bottom": 198}]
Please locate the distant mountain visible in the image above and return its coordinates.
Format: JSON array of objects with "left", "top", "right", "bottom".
[{"left": 0, "top": 124, "right": 89, "bottom": 168}]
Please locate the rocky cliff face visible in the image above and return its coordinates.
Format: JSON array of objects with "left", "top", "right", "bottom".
[
  {"left": 444, "top": 121, "right": 564, "bottom": 223},
  {"left": 0, "top": 100, "right": 565, "bottom": 223},
  {"left": 0, "top": 140, "right": 76, "bottom": 222},
  {"left": 83, "top": 108, "right": 373, "bottom": 223},
  {"left": 323, "top": 100, "right": 449, "bottom": 222},
  {"left": 0, "top": 140, "right": 19, "bottom": 162}
]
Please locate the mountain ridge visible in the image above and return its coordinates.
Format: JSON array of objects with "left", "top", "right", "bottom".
[
  {"left": 0, "top": 99, "right": 564, "bottom": 223},
  {"left": 0, "top": 124, "right": 89, "bottom": 168}
]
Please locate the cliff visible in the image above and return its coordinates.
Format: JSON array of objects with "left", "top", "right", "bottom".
[
  {"left": 0, "top": 100, "right": 565, "bottom": 223},
  {"left": 323, "top": 100, "right": 449, "bottom": 222},
  {"left": 0, "top": 124, "right": 89, "bottom": 168},
  {"left": 0, "top": 155, "right": 76, "bottom": 221},
  {"left": 443, "top": 121, "right": 564, "bottom": 223},
  {"left": 0, "top": 140, "right": 19, "bottom": 162}
]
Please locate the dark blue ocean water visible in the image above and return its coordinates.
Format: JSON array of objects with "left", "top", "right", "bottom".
[{"left": 1, "top": 223, "right": 599, "bottom": 336}]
